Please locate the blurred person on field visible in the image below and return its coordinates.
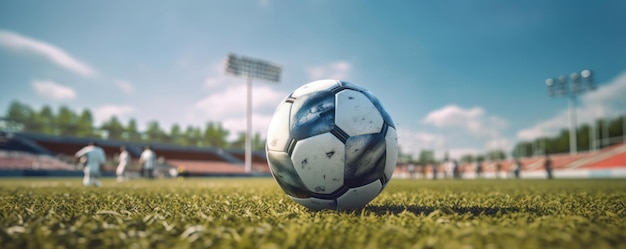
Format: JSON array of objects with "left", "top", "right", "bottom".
[
  {"left": 443, "top": 158, "right": 454, "bottom": 179},
  {"left": 495, "top": 161, "right": 502, "bottom": 179},
  {"left": 513, "top": 158, "right": 522, "bottom": 179},
  {"left": 139, "top": 145, "right": 157, "bottom": 179},
  {"left": 544, "top": 154, "right": 553, "bottom": 179},
  {"left": 452, "top": 159, "right": 461, "bottom": 179},
  {"left": 408, "top": 163, "right": 416, "bottom": 179},
  {"left": 115, "top": 145, "right": 130, "bottom": 182},
  {"left": 75, "top": 141, "right": 106, "bottom": 187},
  {"left": 474, "top": 158, "right": 483, "bottom": 179}
]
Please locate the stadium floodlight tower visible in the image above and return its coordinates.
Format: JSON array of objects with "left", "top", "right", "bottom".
[
  {"left": 225, "top": 53, "right": 282, "bottom": 173},
  {"left": 545, "top": 69, "right": 595, "bottom": 155}
]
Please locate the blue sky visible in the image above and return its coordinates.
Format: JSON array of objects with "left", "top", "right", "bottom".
[{"left": 1, "top": 0, "right": 625, "bottom": 159}]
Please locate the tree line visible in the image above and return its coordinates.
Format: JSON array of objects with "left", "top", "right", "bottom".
[
  {"left": 2, "top": 101, "right": 266, "bottom": 150},
  {"left": 512, "top": 115, "right": 626, "bottom": 158}
]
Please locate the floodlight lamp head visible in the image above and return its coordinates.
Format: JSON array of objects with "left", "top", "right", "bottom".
[
  {"left": 545, "top": 78, "right": 555, "bottom": 87},
  {"left": 581, "top": 69, "right": 595, "bottom": 90},
  {"left": 581, "top": 69, "right": 592, "bottom": 78}
]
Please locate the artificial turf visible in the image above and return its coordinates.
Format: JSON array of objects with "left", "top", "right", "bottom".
[{"left": 0, "top": 177, "right": 624, "bottom": 249}]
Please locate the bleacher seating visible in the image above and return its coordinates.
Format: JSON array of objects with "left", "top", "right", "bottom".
[
  {"left": 0, "top": 132, "right": 273, "bottom": 175},
  {"left": 0, "top": 151, "right": 76, "bottom": 170},
  {"left": 2, "top": 131, "right": 624, "bottom": 177},
  {"left": 583, "top": 143, "right": 626, "bottom": 169}
]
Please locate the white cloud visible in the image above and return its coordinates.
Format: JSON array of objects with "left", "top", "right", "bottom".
[
  {"left": 0, "top": 30, "right": 97, "bottom": 77},
  {"left": 396, "top": 126, "right": 497, "bottom": 160},
  {"left": 445, "top": 148, "right": 481, "bottom": 161},
  {"left": 193, "top": 82, "right": 288, "bottom": 140},
  {"left": 306, "top": 61, "right": 351, "bottom": 81},
  {"left": 93, "top": 105, "right": 135, "bottom": 125},
  {"left": 395, "top": 105, "right": 514, "bottom": 160},
  {"left": 221, "top": 113, "right": 274, "bottom": 141},
  {"left": 396, "top": 127, "right": 446, "bottom": 156},
  {"left": 486, "top": 137, "right": 513, "bottom": 151},
  {"left": 184, "top": 60, "right": 290, "bottom": 141},
  {"left": 195, "top": 84, "right": 286, "bottom": 119},
  {"left": 115, "top": 80, "right": 134, "bottom": 95},
  {"left": 517, "top": 72, "right": 626, "bottom": 141},
  {"left": 423, "top": 105, "right": 507, "bottom": 137},
  {"left": 32, "top": 80, "right": 76, "bottom": 101}
]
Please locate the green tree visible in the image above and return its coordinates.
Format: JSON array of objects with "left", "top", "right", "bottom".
[
  {"left": 57, "top": 106, "right": 78, "bottom": 136},
  {"left": 486, "top": 150, "right": 506, "bottom": 161},
  {"left": 126, "top": 119, "right": 141, "bottom": 141},
  {"left": 5, "top": 101, "right": 35, "bottom": 131},
  {"left": 203, "top": 122, "right": 229, "bottom": 148},
  {"left": 230, "top": 132, "right": 264, "bottom": 150},
  {"left": 182, "top": 125, "right": 197, "bottom": 146},
  {"left": 397, "top": 147, "right": 415, "bottom": 164},
  {"left": 231, "top": 132, "right": 246, "bottom": 149},
  {"left": 101, "top": 116, "right": 125, "bottom": 140},
  {"left": 168, "top": 123, "right": 182, "bottom": 145},
  {"left": 191, "top": 127, "right": 203, "bottom": 146},
  {"left": 460, "top": 154, "right": 474, "bottom": 164},
  {"left": 145, "top": 120, "right": 166, "bottom": 143},
  {"left": 33, "top": 105, "right": 55, "bottom": 134},
  {"left": 76, "top": 109, "right": 95, "bottom": 137},
  {"left": 253, "top": 132, "right": 265, "bottom": 151},
  {"left": 417, "top": 150, "right": 436, "bottom": 165}
]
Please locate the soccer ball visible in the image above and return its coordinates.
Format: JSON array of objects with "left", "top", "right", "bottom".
[{"left": 266, "top": 79, "right": 398, "bottom": 210}]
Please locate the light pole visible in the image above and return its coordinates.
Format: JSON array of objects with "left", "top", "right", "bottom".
[
  {"left": 225, "top": 53, "right": 282, "bottom": 173},
  {"left": 545, "top": 69, "right": 595, "bottom": 155}
]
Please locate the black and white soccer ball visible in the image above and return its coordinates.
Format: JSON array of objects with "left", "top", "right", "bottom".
[{"left": 266, "top": 79, "right": 398, "bottom": 210}]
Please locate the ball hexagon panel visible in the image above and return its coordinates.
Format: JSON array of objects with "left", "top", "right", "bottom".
[
  {"left": 266, "top": 101, "right": 292, "bottom": 152},
  {"left": 336, "top": 180, "right": 383, "bottom": 210},
  {"left": 384, "top": 126, "right": 398, "bottom": 181},
  {"left": 360, "top": 89, "right": 395, "bottom": 129},
  {"left": 335, "top": 89, "right": 384, "bottom": 137},
  {"left": 344, "top": 133, "right": 386, "bottom": 187},
  {"left": 290, "top": 90, "right": 336, "bottom": 141},
  {"left": 289, "top": 196, "right": 337, "bottom": 211},
  {"left": 290, "top": 133, "right": 345, "bottom": 194},
  {"left": 266, "top": 150, "right": 310, "bottom": 198},
  {"left": 291, "top": 79, "right": 340, "bottom": 98}
]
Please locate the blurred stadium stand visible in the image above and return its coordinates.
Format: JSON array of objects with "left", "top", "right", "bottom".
[
  {"left": 1, "top": 131, "right": 624, "bottom": 178},
  {"left": 0, "top": 132, "right": 270, "bottom": 177},
  {"left": 396, "top": 142, "right": 625, "bottom": 179}
]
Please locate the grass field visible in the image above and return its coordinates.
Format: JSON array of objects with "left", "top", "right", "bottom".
[{"left": 1, "top": 178, "right": 625, "bottom": 249}]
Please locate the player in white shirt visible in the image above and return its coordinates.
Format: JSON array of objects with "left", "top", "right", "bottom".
[
  {"left": 75, "top": 142, "right": 107, "bottom": 187},
  {"left": 139, "top": 145, "right": 156, "bottom": 179},
  {"left": 443, "top": 159, "right": 454, "bottom": 179},
  {"left": 116, "top": 146, "right": 130, "bottom": 182}
]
